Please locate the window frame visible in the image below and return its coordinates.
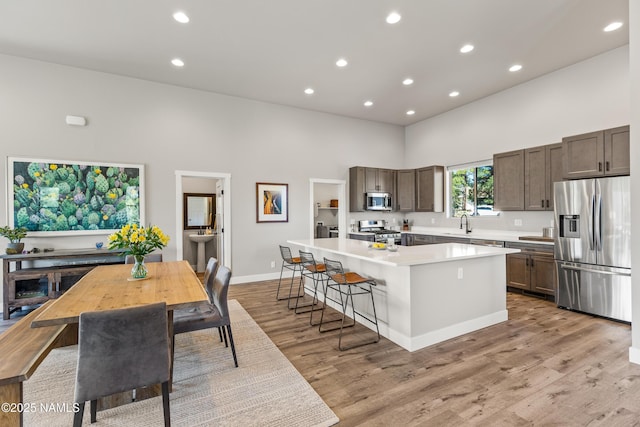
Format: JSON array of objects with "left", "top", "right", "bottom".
[{"left": 447, "top": 160, "right": 498, "bottom": 218}]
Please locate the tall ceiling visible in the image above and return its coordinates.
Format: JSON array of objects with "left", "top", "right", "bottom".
[{"left": 0, "top": 0, "right": 629, "bottom": 126}]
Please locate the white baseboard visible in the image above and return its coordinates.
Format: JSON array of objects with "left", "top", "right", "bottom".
[
  {"left": 230, "top": 271, "right": 284, "bottom": 285},
  {"left": 629, "top": 346, "right": 640, "bottom": 365}
]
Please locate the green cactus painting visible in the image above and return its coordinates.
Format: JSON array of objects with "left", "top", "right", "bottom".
[{"left": 8, "top": 158, "right": 144, "bottom": 233}]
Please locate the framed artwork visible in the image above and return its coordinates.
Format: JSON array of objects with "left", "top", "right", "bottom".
[
  {"left": 256, "top": 182, "right": 288, "bottom": 223},
  {"left": 7, "top": 157, "right": 145, "bottom": 236}
]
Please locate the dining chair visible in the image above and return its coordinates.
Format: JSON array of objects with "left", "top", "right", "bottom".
[
  {"left": 124, "top": 253, "right": 163, "bottom": 264},
  {"left": 173, "top": 265, "right": 238, "bottom": 367},
  {"left": 73, "top": 302, "right": 171, "bottom": 427}
]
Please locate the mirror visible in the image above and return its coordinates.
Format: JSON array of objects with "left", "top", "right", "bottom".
[{"left": 184, "top": 193, "right": 215, "bottom": 229}]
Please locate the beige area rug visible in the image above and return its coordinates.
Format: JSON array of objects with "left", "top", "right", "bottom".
[{"left": 23, "top": 300, "right": 339, "bottom": 427}]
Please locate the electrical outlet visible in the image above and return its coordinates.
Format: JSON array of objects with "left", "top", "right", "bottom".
[
  {"left": 431, "top": 218, "right": 435, "bottom": 224},
  {"left": 457, "top": 267, "right": 463, "bottom": 279},
  {"left": 514, "top": 219, "right": 522, "bottom": 226},
  {"left": 270, "top": 261, "right": 276, "bottom": 268}
]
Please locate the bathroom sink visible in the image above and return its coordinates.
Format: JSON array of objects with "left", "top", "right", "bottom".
[
  {"left": 189, "top": 234, "right": 215, "bottom": 243},
  {"left": 189, "top": 234, "right": 215, "bottom": 272}
]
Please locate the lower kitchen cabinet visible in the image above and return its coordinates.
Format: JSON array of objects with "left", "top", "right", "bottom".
[{"left": 506, "top": 242, "right": 556, "bottom": 297}]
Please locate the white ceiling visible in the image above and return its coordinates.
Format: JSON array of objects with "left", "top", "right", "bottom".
[{"left": 0, "top": 0, "right": 629, "bottom": 126}]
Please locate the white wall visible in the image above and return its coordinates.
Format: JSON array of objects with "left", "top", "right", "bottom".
[
  {"left": 628, "top": 0, "right": 640, "bottom": 363},
  {"left": 0, "top": 54, "right": 405, "bottom": 296},
  {"left": 405, "top": 45, "right": 630, "bottom": 233}
]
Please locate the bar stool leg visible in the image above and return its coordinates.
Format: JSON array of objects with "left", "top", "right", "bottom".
[
  {"left": 309, "top": 272, "right": 327, "bottom": 326},
  {"left": 294, "top": 272, "right": 323, "bottom": 314}
]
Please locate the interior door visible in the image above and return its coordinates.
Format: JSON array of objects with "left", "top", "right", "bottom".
[{"left": 215, "top": 180, "right": 224, "bottom": 266}]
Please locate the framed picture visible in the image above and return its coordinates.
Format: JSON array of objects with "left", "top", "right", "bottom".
[
  {"left": 256, "top": 182, "right": 288, "bottom": 223},
  {"left": 7, "top": 157, "right": 145, "bottom": 236}
]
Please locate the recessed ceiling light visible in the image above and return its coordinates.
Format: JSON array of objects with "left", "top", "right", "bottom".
[
  {"left": 509, "top": 64, "right": 523, "bottom": 72},
  {"left": 304, "top": 88, "right": 315, "bottom": 95},
  {"left": 336, "top": 58, "right": 348, "bottom": 67},
  {"left": 406, "top": 110, "right": 415, "bottom": 116},
  {"left": 402, "top": 78, "right": 414, "bottom": 86},
  {"left": 604, "top": 22, "right": 623, "bottom": 32},
  {"left": 173, "top": 11, "right": 190, "bottom": 24},
  {"left": 386, "top": 12, "right": 401, "bottom": 24},
  {"left": 460, "top": 44, "right": 474, "bottom": 53},
  {"left": 364, "top": 100, "right": 374, "bottom": 107},
  {"left": 171, "top": 58, "right": 185, "bottom": 67},
  {"left": 449, "top": 91, "right": 460, "bottom": 97}
]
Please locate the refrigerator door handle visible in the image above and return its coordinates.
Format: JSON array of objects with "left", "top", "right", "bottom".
[
  {"left": 559, "top": 264, "right": 631, "bottom": 277},
  {"left": 595, "top": 194, "right": 603, "bottom": 251},
  {"left": 589, "top": 193, "right": 596, "bottom": 250}
]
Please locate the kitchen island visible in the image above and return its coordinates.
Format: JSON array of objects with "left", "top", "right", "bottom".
[{"left": 288, "top": 238, "right": 519, "bottom": 352}]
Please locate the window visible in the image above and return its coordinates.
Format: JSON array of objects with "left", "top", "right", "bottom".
[{"left": 449, "top": 162, "right": 496, "bottom": 217}]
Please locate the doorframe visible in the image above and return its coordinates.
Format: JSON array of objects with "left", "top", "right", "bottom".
[
  {"left": 309, "top": 178, "right": 346, "bottom": 239},
  {"left": 175, "top": 170, "right": 232, "bottom": 269}
]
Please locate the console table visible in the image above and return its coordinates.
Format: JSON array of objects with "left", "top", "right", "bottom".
[{"left": 1, "top": 248, "right": 126, "bottom": 319}]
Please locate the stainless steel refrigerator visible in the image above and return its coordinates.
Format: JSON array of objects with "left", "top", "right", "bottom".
[{"left": 554, "top": 176, "right": 631, "bottom": 322}]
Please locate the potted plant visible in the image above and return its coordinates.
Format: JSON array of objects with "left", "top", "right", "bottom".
[{"left": 0, "top": 226, "right": 28, "bottom": 254}]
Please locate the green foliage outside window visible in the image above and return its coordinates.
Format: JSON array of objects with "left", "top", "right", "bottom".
[{"left": 450, "top": 165, "right": 495, "bottom": 217}]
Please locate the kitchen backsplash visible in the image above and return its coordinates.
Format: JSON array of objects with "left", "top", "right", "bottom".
[{"left": 350, "top": 210, "right": 554, "bottom": 233}]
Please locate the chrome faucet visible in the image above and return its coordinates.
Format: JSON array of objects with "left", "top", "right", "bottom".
[{"left": 460, "top": 214, "right": 472, "bottom": 234}]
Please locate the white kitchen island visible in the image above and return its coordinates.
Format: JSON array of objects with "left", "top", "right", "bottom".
[{"left": 288, "top": 238, "right": 519, "bottom": 352}]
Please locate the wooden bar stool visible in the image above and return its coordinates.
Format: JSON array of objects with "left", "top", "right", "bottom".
[
  {"left": 276, "top": 245, "right": 302, "bottom": 305},
  {"left": 320, "top": 257, "right": 380, "bottom": 351},
  {"left": 298, "top": 251, "right": 326, "bottom": 322}
]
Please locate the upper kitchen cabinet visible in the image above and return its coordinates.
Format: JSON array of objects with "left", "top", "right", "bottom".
[
  {"left": 415, "top": 166, "right": 444, "bottom": 212},
  {"left": 365, "top": 167, "right": 395, "bottom": 193},
  {"left": 494, "top": 149, "right": 524, "bottom": 211},
  {"left": 349, "top": 167, "right": 366, "bottom": 212},
  {"left": 396, "top": 169, "right": 416, "bottom": 212},
  {"left": 349, "top": 166, "right": 396, "bottom": 212},
  {"left": 604, "top": 126, "right": 630, "bottom": 176},
  {"left": 524, "top": 143, "right": 563, "bottom": 211},
  {"left": 562, "top": 125, "right": 629, "bottom": 179}
]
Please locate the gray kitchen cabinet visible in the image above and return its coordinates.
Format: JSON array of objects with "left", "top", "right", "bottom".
[
  {"left": 562, "top": 125, "right": 629, "bottom": 179},
  {"left": 349, "top": 166, "right": 396, "bottom": 212},
  {"left": 349, "top": 167, "right": 366, "bottom": 212},
  {"left": 604, "top": 126, "right": 630, "bottom": 176},
  {"left": 396, "top": 169, "right": 415, "bottom": 212},
  {"left": 524, "top": 142, "right": 562, "bottom": 211},
  {"left": 415, "top": 166, "right": 444, "bottom": 212},
  {"left": 505, "top": 242, "right": 555, "bottom": 297},
  {"left": 365, "top": 167, "right": 395, "bottom": 193},
  {"left": 493, "top": 149, "right": 524, "bottom": 210}
]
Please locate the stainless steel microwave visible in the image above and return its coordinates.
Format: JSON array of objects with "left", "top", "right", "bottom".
[{"left": 366, "top": 192, "right": 392, "bottom": 211}]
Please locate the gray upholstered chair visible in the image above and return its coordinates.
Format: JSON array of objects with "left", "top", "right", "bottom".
[
  {"left": 124, "top": 253, "right": 163, "bottom": 264},
  {"left": 73, "top": 302, "right": 171, "bottom": 426},
  {"left": 173, "top": 265, "right": 238, "bottom": 367}
]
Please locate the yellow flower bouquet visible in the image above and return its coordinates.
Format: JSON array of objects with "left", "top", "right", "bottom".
[{"left": 108, "top": 224, "right": 169, "bottom": 278}]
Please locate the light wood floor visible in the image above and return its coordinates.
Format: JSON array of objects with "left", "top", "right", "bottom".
[
  {"left": 228, "top": 279, "right": 640, "bottom": 426},
  {"left": 3, "top": 279, "right": 640, "bottom": 426}
]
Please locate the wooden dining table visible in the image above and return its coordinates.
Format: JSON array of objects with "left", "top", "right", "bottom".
[{"left": 30, "top": 259, "right": 209, "bottom": 404}]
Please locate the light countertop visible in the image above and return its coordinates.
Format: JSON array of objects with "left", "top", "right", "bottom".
[
  {"left": 401, "top": 226, "right": 554, "bottom": 245},
  {"left": 288, "top": 238, "right": 520, "bottom": 267}
]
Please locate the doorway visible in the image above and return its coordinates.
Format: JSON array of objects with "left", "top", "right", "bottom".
[
  {"left": 309, "top": 179, "right": 346, "bottom": 239},
  {"left": 175, "top": 171, "right": 231, "bottom": 269}
]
